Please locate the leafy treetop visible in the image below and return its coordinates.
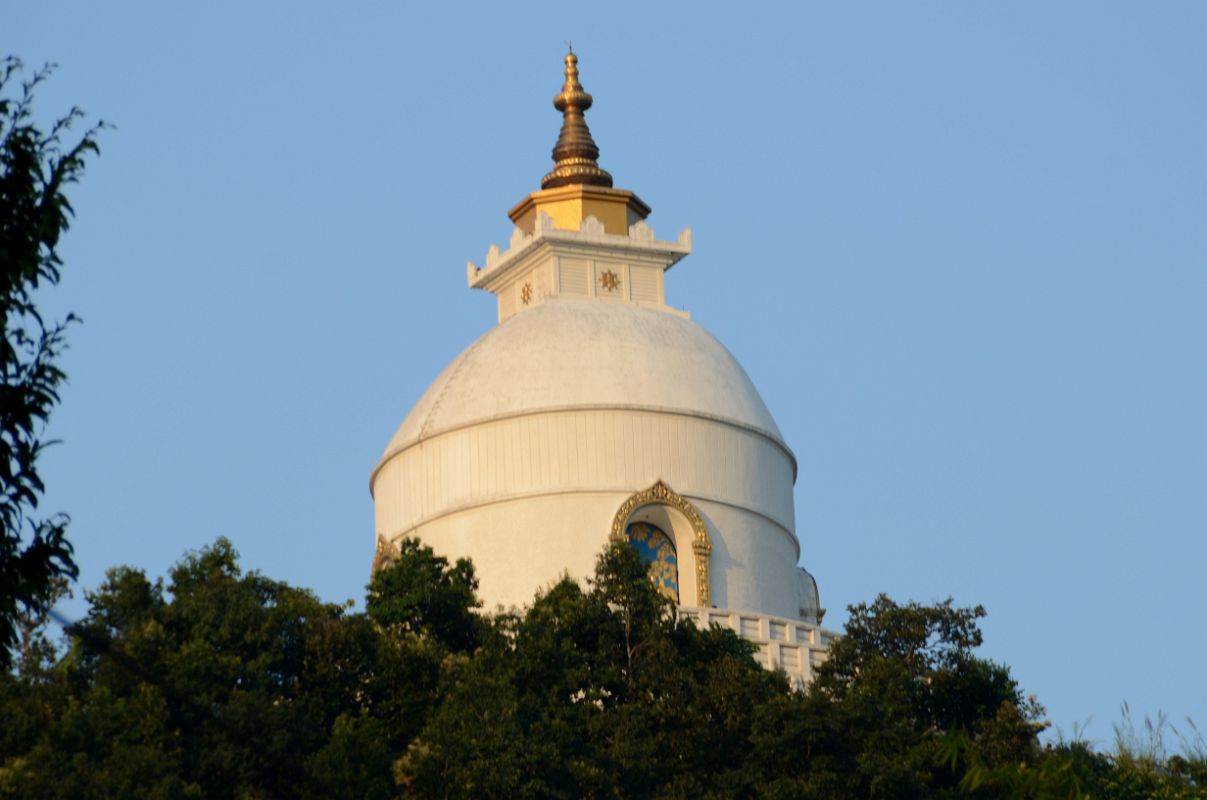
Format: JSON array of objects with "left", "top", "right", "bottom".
[{"left": 0, "top": 57, "right": 103, "bottom": 668}]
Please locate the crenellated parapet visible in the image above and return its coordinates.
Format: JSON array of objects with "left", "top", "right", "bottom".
[
  {"left": 678, "top": 607, "right": 837, "bottom": 690},
  {"left": 467, "top": 212, "right": 693, "bottom": 323}
]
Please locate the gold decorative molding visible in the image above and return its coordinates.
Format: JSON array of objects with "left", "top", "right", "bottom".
[
  {"left": 371, "top": 534, "right": 401, "bottom": 576},
  {"left": 520, "top": 282, "right": 533, "bottom": 305},
  {"left": 599, "top": 268, "right": 620, "bottom": 292},
  {"left": 611, "top": 480, "right": 712, "bottom": 606}
]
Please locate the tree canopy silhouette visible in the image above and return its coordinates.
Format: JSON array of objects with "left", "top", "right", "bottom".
[
  {"left": 11, "top": 537, "right": 1198, "bottom": 798},
  {"left": 0, "top": 57, "right": 102, "bottom": 668}
]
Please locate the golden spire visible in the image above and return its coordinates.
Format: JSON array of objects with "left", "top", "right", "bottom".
[
  {"left": 541, "top": 50, "right": 613, "bottom": 190},
  {"left": 508, "top": 50, "right": 649, "bottom": 236}
]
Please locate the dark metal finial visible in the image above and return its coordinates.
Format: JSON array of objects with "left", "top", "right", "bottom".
[{"left": 541, "top": 50, "right": 613, "bottom": 190}]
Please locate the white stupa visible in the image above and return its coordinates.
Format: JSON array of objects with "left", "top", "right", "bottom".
[{"left": 372, "top": 52, "right": 833, "bottom": 684}]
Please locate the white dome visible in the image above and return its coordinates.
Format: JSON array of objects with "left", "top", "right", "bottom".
[
  {"left": 371, "top": 295, "right": 807, "bottom": 624},
  {"left": 377, "top": 298, "right": 790, "bottom": 469}
]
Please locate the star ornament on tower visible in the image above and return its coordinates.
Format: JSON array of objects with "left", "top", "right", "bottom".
[{"left": 599, "top": 269, "right": 620, "bottom": 292}]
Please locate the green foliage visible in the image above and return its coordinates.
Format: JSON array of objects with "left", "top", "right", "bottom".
[
  {"left": 1044, "top": 706, "right": 1207, "bottom": 800},
  {"left": 745, "top": 595, "right": 1045, "bottom": 800},
  {"left": 0, "top": 57, "right": 103, "bottom": 668},
  {"left": 367, "top": 538, "right": 483, "bottom": 653},
  {"left": 396, "top": 543, "right": 786, "bottom": 798},
  {"left": 0, "top": 538, "right": 452, "bottom": 798},
  {"left": 3, "top": 537, "right": 1203, "bottom": 798},
  {"left": 940, "top": 730, "right": 1089, "bottom": 800},
  {"left": 305, "top": 714, "right": 395, "bottom": 800}
]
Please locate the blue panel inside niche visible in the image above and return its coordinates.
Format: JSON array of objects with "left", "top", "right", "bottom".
[{"left": 626, "top": 521, "right": 679, "bottom": 603}]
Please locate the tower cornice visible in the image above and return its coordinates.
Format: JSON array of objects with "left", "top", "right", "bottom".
[{"left": 467, "top": 212, "right": 691, "bottom": 323}]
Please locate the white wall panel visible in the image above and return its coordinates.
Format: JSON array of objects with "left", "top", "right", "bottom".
[
  {"left": 402, "top": 490, "right": 804, "bottom": 618},
  {"left": 558, "top": 258, "right": 590, "bottom": 295},
  {"left": 373, "top": 408, "right": 795, "bottom": 538},
  {"left": 630, "top": 265, "right": 659, "bottom": 303},
  {"left": 373, "top": 406, "right": 803, "bottom": 619}
]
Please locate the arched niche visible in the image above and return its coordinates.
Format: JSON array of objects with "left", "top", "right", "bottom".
[{"left": 611, "top": 480, "right": 712, "bottom": 606}]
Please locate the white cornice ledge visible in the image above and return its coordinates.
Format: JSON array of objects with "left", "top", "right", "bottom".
[{"left": 467, "top": 213, "right": 692, "bottom": 290}]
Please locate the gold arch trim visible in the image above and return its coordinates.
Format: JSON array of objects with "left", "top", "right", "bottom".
[
  {"left": 371, "top": 534, "right": 401, "bottom": 576},
  {"left": 611, "top": 480, "right": 712, "bottom": 606}
]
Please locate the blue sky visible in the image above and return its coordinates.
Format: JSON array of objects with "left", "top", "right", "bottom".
[{"left": 9, "top": 2, "right": 1206, "bottom": 744}]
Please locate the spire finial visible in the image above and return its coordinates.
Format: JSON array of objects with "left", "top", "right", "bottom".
[{"left": 541, "top": 50, "right": 613, "bottom": 190}]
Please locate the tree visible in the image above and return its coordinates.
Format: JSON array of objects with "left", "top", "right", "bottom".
[
  {"left": 0, "top": 537, "right": 474, "bottom": 799},
  {"left": 1039, "top": 708, "right": 1207, "bottom": 800},
  {"left": 4, "top": 536, "right": 1202, "bottom": 798},
  {"left": 0, "top": 57, "right": 103, "bottom": 667},
  {"left": 745, "top": 595, "right": 1048, "bottom": 799},
  {"left": 396, "top": 543, "right": 788, "bottom": 798},
  {"left": 366, "top": 537, "right": 483, "bottom": 653}
]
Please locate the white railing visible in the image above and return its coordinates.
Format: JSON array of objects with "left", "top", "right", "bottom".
[{"left": 678, "top": 606, "right": 837, "bottom": 689}]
